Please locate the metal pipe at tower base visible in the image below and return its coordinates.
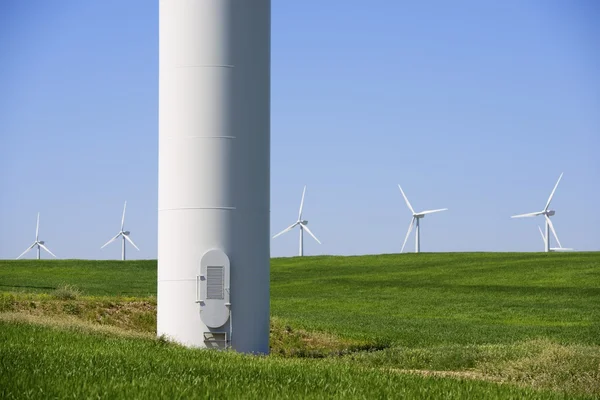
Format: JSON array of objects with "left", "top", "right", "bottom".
[{"left": 157, "top": 0, "right": 271, "bottom": 354}]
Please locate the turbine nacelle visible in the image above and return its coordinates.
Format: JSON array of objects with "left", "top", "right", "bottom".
[
  {"left": 38, "top": 241, "right": 45, "bottom": 245},
  {"left": 300, "top": 220, "right": 308, "bottom": 225},
  {"left": 123, "top": 231, "right": 131, "bottom": 236},
  {"left": 546, "top": 210, "right": 555, "bottom": 217}
]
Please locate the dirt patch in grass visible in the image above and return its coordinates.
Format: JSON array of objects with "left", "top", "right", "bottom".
[{"left": 270, "top": 317, "right": 386, "bottom": 358}]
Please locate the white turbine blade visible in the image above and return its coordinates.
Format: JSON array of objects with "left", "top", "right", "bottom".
[
  {"left": 16, "top": 242, "right": 37, "bottom": 260},
  {"left": 400, "top": 217, "right": 415, "bottom": 253},
  {"left": 538, "top": 226, "right": 546, "bottom": 245},
  {"left": 39, "top": 243, "right": 57, "bottom": 258},
  {"left": 36, "top": 212, "right": 40, "bottom": 241},
  {"left": 101, "top": 233, "right": 121, "bottom": 249},
  {"left": 544, "top": 173, "right": 563, "bottom": 211},
  {"left": 397, "top": 185, "right": 415, "bottom": 214},
  {"left": 272, "top": 222, "right": 299, "bottom": 239},
  {"left": 300, "top": 223, "right": 321, "bottom": 244},
  {"left": 121, "top": 201, "right": 127, "bottom": 230},
  {"left": 298, "top": 186, "right": 306, "bottom": 221},
  {"left": 545, "top": 215, "right": 562, "bottom": 248},
  {"left": 124, "top": 235, "right": 140, "bottom": 251},
  {"left": 419, "top": 208, "right": 448, "bottom": 215},
  {"left": 511, "top": 211, "right": 544, "bottom": 218}
]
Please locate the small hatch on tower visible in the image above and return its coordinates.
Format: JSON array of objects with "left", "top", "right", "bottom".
[{"left": 198, "top": 249, "right": 230, "bottom": 328}]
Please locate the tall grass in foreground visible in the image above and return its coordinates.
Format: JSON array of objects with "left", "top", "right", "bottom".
[
  {"left": 0, "top": 321, "right": 583, "bottom": 400},
  {"left": 343, "top": 339, "right": 600, "bottom": 396},
  {"left": 2, "top": 293, "right": 599, "bottom": 397}
]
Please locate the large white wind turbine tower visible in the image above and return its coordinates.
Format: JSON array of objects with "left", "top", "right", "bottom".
[
  {"left": 158, "top": 1, "right": 270, "bottom": 353},
  {"left": 17, "top": 213, "right": 57, "bottom": 260},
  {"left": 538, "top": 226, "right": 573, "bottom": 252},
  {"left": 101, "top": 201, "right": 139, "bottom": 261},
  {"left": 398, "top": 184, "right": 448, "bottom": 253},
  {"left": 273, "top": 186, "right": 321, "bottom": 256},
  {"left": 511, "top": 173, "right": 564, "bottom": 253}
]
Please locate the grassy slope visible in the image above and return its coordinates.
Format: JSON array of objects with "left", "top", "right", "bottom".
[
  {"left": 1, "top": 253, "right": 599, "bottom": 398},
  {"left": 0, "top": 259, "right": 155, "bottom": 297},
  {"left": 271, "top": 253, "right": 600, "bottom": 346},
  {"left": 0, "top": 321, "right": 579, "bottom": 400},
  {"left": 2, "top": 253, "right": 599, "bottom": 347}
]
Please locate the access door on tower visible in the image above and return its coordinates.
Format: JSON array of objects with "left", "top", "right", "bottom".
[{"left": 197, "top": 249, "right": 230, "bottom": 329}]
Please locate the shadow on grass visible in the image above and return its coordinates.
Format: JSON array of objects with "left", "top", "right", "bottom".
[
  {"left": 0, "top": 284, "right": 56, "bottom": 291},
  {"left": 317, "top": 278, "right": 600, "bottom": 296}
]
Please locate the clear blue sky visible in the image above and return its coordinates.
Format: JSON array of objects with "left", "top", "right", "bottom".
[{"left": 1, "top": 0, "right": 598, "bottom": 259}]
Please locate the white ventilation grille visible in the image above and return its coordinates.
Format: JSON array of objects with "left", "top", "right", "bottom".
[{"left": 206, "top": 266, "right": 224, "bottom": 299}]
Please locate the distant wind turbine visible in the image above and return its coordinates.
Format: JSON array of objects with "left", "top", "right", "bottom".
[
  {"left": 512, "top": 173, "right": 564, "bottom": 253},
  {"left": 101, "top": 201, "right": 139, "bottom": 260},
  {"left": 398, "top": 184, "right": 448, "bottom": 253},
  {"left": 538, "top": 226, "right": 573, "bottom": 252},
  {"left": 17, "top": 213, "right": 57, "bottom": 260},
  {"left": 273, "top": 185, "right": 321, "bottom": 256}
]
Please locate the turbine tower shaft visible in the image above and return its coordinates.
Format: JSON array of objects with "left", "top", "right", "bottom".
[
  {"left": 415, "top": 218, "right": 420, "bottom": 253},
  {"left": 299, "top": 226, "right": 304, "bottom": 257},
  {"left": 545, "top": 220, "right": 550, "bottom": 253},
  {"left": 158, "top": 0, "right": 271, "bottom": 353}
]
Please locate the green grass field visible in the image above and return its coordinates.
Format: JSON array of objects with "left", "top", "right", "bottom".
[{"left": 1, "top": 253, "right": 599, "bottom": 398}]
